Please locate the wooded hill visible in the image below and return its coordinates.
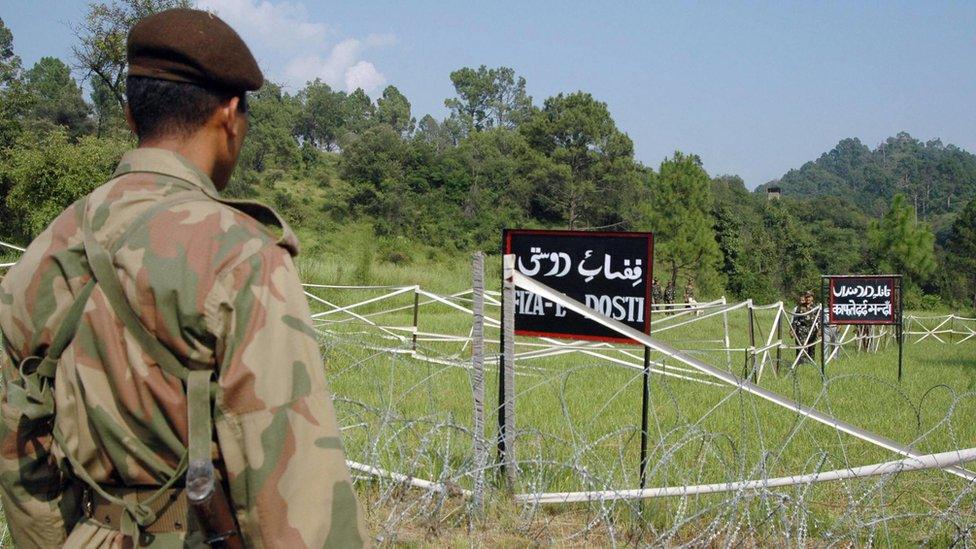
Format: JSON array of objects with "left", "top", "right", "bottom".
[
  {"left": 1, "top": 3, "right": 975, "bottom": 310},
  {"left": 757, "top": 134, "right": 976, "bottom": 229}
]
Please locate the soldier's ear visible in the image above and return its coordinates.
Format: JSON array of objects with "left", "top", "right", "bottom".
[{"left": 218, "top": 96, "right": 243, "bottom": 139}]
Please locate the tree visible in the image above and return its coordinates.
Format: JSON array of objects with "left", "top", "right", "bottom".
[
  {"left": 339, "top": 124, "right": 413, "bottom": 228},
  {"left": 440, "top": 128, "right": 539, "bottom": 245},
  {"left": 638, "top": 152, "right": 722, "bottom": 292},
  {"left": 521, "top": 91, "right": 638, "bottom": 229},
  {"left": 760, "top": 201, "right": 818, "bottom": 296},
  {"left": 444, "top": 65, "right": 533, "bottom": 135},
  {"left": 72, "top": 0, "right": 190, "bottom": 108},
  {"left": 375, "top": 85, "right": 415, "bottom": 136},
  {"left": 25, "top": 57, "right": 94, "bottom": 137},
  {"left": 944, "top": 197, "right": 976, "bottom": 308},
  {"left": 340, "top": 88, "right": 375, "bottom": 140},
  {"left": 2, "top": 129, "right": 128, "bottom": 238},
  {"left": 91, "top": 76, "right": 125, "bottom": 136},
  {"left": 236, "top": 82, "right": 301, "bottom": 179},
  {"left": 868, "top": 193, "right": 936, "bottom": 284},
  {"left": 294, "top": 79, "right": 346, "bottom": 150},
  {"left": 0, "top": 17, "right": 32, "bottom": 148},
  {"left": 414, "top": 114, "right": 453, "bottom": 152}
]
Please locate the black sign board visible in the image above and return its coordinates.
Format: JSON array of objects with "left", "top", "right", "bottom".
[
  {"left": 504, "top": 229, "right": 653, "bottom": 343},
  {"left": 827, "top": 275, "right": 897, "bottom": 325}
]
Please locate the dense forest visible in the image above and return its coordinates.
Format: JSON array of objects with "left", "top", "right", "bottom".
[{"left": 1, "top": 1, "right": 975, "bottom": 310}]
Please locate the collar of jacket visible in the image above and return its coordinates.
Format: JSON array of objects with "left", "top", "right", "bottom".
[
  {"left": 112, "top": 148, "right": 221, "bottom": 197},
  {"left": 111, "top": 148, "right": 301, "bottom": 257}
]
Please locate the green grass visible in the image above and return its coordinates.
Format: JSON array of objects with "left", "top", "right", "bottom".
[
  {"left": 300, "top": 256, "right": 976, "bottom": 545},
  {"left": 1, "top": 242, "right": 973, "bottom": 545}
]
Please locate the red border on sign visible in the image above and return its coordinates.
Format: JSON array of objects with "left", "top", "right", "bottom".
[
  {"left": 827, "top": 275, "right": 897, "bottom": 325},
  {"left": 504, "top": 228, "right": 654, "bottom": 345}
]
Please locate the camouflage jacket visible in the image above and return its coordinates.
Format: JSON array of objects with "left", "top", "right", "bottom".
[
  {"left": 0, "top": 148, "right": 367, "bottom": 547},
  {"left": 791, "top": 304, "right": 816, "bottom": 338}
]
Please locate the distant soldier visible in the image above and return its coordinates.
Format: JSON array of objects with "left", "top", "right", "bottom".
[
  {"left": 0, "top": 9, "right": 367, "bottom": 547},
  {"left": 664, "top": 280, "right": 676, "bottom": 314},
  {"left": 791, "top": 291, "right": 818, "bottom": 364},
  {"left": 651, "top": 277, "right": 663, "bottom": 305}
]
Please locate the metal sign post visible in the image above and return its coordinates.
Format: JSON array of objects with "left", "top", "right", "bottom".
[{"left": 502, "top": 229, "right": 654, "bottom": 492}]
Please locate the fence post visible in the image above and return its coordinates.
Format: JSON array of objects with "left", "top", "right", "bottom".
[
  {"left": 775, "top": 304, "right": 782, "bottom": 377},
  {"left": 470, "top": 252, "right": 487, "bottom": 513},
  {"left": 411, "top": 289, "right": 420, "bottom": 352},
  {"left": 721, "top": 296, "right": 732, "bottom": 369},
  {"left": 745, "top": 301, "right": 756, "bottom": 379},
  {"left": 498, "top": 254, "right": 518, "bottom": 490}
]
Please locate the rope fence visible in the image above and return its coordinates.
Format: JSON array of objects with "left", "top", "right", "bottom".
[{"left": 2, "top": 243, "right": 975, "bottom": 545}]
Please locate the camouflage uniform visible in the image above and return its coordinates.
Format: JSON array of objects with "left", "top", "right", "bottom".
[
  {"left": 791, "top": 301, "right": 817, "bottom": 364},
  {"left": 0, "top": 148, "right": 368, "bottom": 547},
  {"left": 651, "top": 279, "right": 662, "bottom": 304},
  {"left": 664, "top": 281, "right": 676, "bottom": 314}
]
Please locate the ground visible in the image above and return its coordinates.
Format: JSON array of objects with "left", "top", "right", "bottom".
[
  {"left": 0, "top": 249, "right": 973, "bottom": 546},
  {"left": 303, "top": 257, "right": 976, "bottom": 547}
]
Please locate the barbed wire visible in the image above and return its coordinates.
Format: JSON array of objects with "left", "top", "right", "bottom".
[{"left": 1, "top": 245, "right": 975, "bottom": 545}]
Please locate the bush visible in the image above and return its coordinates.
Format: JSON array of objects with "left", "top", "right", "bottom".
[
  {"left": 378, "top": 236, "right": 413, "bottom": 265},
  {"left": 2, "top": 129, "right": 129, "bottom": 238}
]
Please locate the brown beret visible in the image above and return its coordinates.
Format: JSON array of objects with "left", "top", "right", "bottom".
[{"left": 127, "top": 8, "right": 263, "bottom": 92}]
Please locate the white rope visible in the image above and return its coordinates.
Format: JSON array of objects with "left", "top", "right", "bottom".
[
  {"left": 515, "top": 446, "right": 976, "bottom": 504},
  {"left": 302, "top": 283, "right": 409, "bottom": 290},
  {"left": 0, "top": 241, "right": 25, "bottom": 252},
  {"left": 309, "top": 285, "right": 417, "bottom": 319},
  {"left": 347, "top": 460, "right": 472, "bottom": 497}
]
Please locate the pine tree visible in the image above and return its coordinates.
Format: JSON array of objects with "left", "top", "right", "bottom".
[{"left": 868, "top": 194, "right": 936, "bottom": 284}]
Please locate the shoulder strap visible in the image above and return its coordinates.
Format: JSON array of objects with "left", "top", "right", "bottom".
[{"left": 82, "top": 212, "right": 189, "bottom": 382}]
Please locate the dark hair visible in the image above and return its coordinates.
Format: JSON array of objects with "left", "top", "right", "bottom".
[{"left": 125, "top": 76, "right": 247, "bottom": 141}]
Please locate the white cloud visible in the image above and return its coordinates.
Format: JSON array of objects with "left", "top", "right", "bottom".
[
  {"left": 344, "top": 61, "right": 385, "bottom": 92},
  {"left": 196, "top": 0, "right": 391, "bottom": 93}
]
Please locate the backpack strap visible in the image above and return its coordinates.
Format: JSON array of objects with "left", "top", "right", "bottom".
[
  {"left": 6, "top": 279, "right": 95, "bottom": 421},
  {"left": 81, "top": 209, "right": 189, "bottom": 382},
  {"left": 49, "top": 199, "right": 217, "bottom": 537}
]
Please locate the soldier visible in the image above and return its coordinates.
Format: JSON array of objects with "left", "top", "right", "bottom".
[
  {"left": 664, "top": 280, "right": 676, "bottom": 314},
  {"left": 0, "top": 9, "right": 367, "bottom": 547},
  {"left": 651, "top": 277, "right": 662, "bottom": 305},
  {"left": 791, "top": 290, "right": 817, "bottom": 364}
]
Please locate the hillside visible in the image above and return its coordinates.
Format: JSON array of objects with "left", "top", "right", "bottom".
[{"left": 757, "top": 133, "right": 976, "bottom": 220}]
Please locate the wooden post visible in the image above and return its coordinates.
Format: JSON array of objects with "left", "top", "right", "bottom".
[
  {"left": 498, "top": 254, "right": 517, "bottom": 490},
  {"left": 411, "top": 289, "right": 420, "bottom": 352},
  {"left": 470, "top": 252, "right": 486, "bottom": 513},
  {"left": 743, "top": 299, "right": 756, "bottom": 379},
  {"left": 721, "top": 296, "right": 732, "bottom": 369},
  {"left": 775, "top": 305, "right": 783, "bottom": 377}
]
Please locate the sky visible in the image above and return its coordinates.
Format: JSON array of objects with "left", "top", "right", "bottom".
[{"left": 4, "top": 0, "right": 975, "bottom": 188}]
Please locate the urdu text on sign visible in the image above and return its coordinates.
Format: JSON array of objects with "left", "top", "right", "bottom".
[{"left": 504, "top": 229, "right": 653, "bottom": 343}]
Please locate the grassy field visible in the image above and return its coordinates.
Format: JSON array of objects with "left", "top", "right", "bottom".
[
  {"left": 0, "top": 245, "right": 973, "bottom": 545},
  {"left": 300, "top": 255, "right": 976, "bottom": 546}
]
